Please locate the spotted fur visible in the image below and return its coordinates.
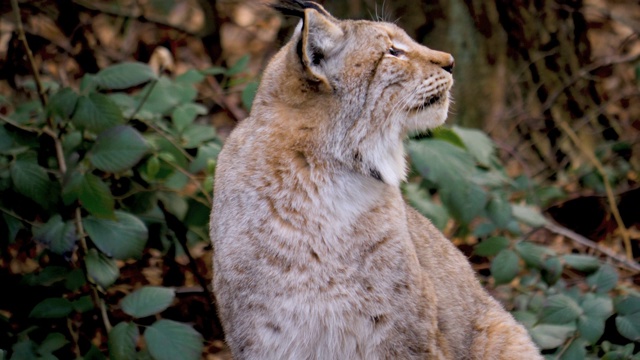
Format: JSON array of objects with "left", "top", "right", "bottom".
[{"left": 210, "top": 2, "right": 542, "bottom": 359}]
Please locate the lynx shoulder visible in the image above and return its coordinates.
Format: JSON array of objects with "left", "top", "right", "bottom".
[{"left": 210, "top": 1, "right": 542, "bottom": 359}]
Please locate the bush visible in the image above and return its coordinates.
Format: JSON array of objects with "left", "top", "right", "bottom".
[
  {"left": 0, "top": 59, "right": 251, "bottom": 359},
  {"left": 1, "top": 59, "right": 638, "bottom": 359},
  {"left": 406, "top": 127, "right": 640, "bottom": 359}
]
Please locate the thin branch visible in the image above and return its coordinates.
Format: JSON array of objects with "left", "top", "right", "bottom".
[
  {"left": 41, "top": 127, "right": 67, "bottom": 174},
  {"left": 0, "top": 207, "right": 38, "bottom": 227},
  {"left": 544, "top": 222, "right": 640, "bottom": 273},
  {"left": 11, "top": 0, "right": 47, "bottom": 107},
  {"left": 72, "top": 0, "right": 200, "bottom": 36},
  {"left": 74, "top": 207, "right": 113, "bottom": 333},
  {"left": 555, "top": 119, "right": 633, "bottom": 261},
  {"left": 158, "top": 202, "right": 218, "bottom": 335},
  {"left": 0, "top": 115, "right": 68, "bottom": 175},
  {"left": 0, "top": 114, "right": 40, "bottom": 134},
  {"left": 206, "top": 77, "right": 248, "bottom": 122},
  {"left": 129, "top": 79, "right": 158, "bottom": 122},
  {"left": 163, "top": 160, "right": 212, "bottom": 206},
  {"left": 140, "top": 120, "right": 194, "bottom": 161},
  {"left": 66, "top": 318, "right": 81, "bottom": 359}
]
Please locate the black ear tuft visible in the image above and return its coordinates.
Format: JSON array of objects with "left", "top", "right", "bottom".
[{"left": 271, "top": 0, "right": 331, "bottom": 18}]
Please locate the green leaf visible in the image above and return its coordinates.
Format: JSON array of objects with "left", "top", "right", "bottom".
[
  {"left": 38, "top": 333, "right": 68, "bottom": 354},
  {"left": 138, "top": 77, "right": 195, "bottom": 115},
  {"left": 512, "top": 310, "right": 537, "bottom": 329},
  {"left": 47, "top": 87, "right": 79, "bottom": 119},
  {"left": 486, "top": 194, "right": 512, "bottom": 228},
  {"left": 616, "top": 312, "right": 640, "bottom": 341},
  {"left": 225, "top": 55, "right": 250, "bottom": 76},
  {"left": 188, "top": 143, "right": 222, "bottom": 173},
  {"left": 560, "top": 338, "right": 587, "bottom": 360},
  {"left": 408, "top": 139, "right": 474, "bottom": 184},
  {"left": 10, "top": 160, "right": 53, "bottom": 207},
  {"left": 542, "top": 256, "right": 562, "bottom": 285},
  {"left": 172, "top": 103, "right": 207, "bottom": 133},
  {"left": 2, "top": 213, "right": 22, "bottom": 243},
  {"left": 109, "top": 322, "right": 139, "bottom": 360},
  {"left": 586, "top": 264, "right": 618, "bottom": 293},
  {"left": 430, "top": 127, "right": 465, "bottom": 148},
  {"left": 72, "top": 93, "right": 123, "bottom": 133},
  {"left": 582, "top": 293, "right": 613, "bottom": 318},
  {"left": 474, "top": 236, "right": 509, "bottom": 257},
  {"left": 121, "top": 286, "right": 175, "bottom": 318},
  {"left": 29, "top": 298, "right": 73, "bottom": 319},
  {"left": 512, "top": 204, "right": 547, "bottom": 227},
  {"left": 84, "top": 211, "right": 148, "bottom": 259},
  {"left": 441, "top": 182, "right": 487, "bottom": 224},
  {"left": 200, "top": 66, "right": 226, "bottom": 76},
  {"left": 62, "top": 131, "right": 83, "bottom": 154},
  {"left": 452, "top": 125, "right": 495, "bottom": 165},
  {"left": 83, "top": 344, "right": 107, "bottom": 360},
  {"left": 95, "top": 62, "right": 157, "bottom": 90},
  {"left": 90, "top": 125, "right": 149, "bottom": 173},
  {"left": 33, "top": 215, "right": 77, "bottom": 255},
  {"left": 530, "top": 323, "right": 576, "bottom": 350},
  {"left": 490, "top": 249, "right": 520, "bottom": 285},
  {"left": 144, "top": 320, "right": 203, "bottom": 360},
  {"left": 562, "top": 254, "right": 600, "bottom": 273},
  {"left": 578, "top": 313, "right": 605, "bottom": 344},
  {"left": 0, "top": 126, "right": 14, "bottom": 153},
  {"left": 181, "top": 124, "right": 217, "bottom": 148},
  {"left": 85, "top": 248, "right": 119, "bottom": 289},
  {"left": 242, "top": 81, "right": 259, "bottom": 111},
  {"left": 615, "top": 295, "right": 640, "bottom": 315},
  {"left": 515, "top": 241, "right": 554, "bottom": 269},
  {"left": 175, "top": 69, "right": 205, "bottom": 85},
  {"left": 403, "top": 183, "right": 449, "bottom": 230},
  {"left": 65, "top": 268, "right": 87, "bottom": 291},
  {"left": 145, "top": 156, "right": 160, "bottom": 179},
  {"left": 614, "top": 295, "right": 640, "bottom": 342},
  {"left": 79, "top": 173, "right": 115, "bottom": 218},
  {"left": 21, "top": 266, "right": 68, "bottom": 287},
  {"left": 10, "top": 340, "right": 38, "bottom": 360},
  {"left": 72, "top": 296, "right": 94, "bottom": 313},
  {"left": 80, "top": 74, "right": 97, "bottom": 93},
  {"left": 540, "top": 294, "right": 582, "bottom": 324}
]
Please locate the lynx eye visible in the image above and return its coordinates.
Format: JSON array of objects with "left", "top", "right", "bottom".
[{"left": 388, "top": 47, "right": 404, "bottom": 57}]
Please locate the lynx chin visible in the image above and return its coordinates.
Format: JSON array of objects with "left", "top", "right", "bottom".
[{"left": 210, "top": 1, "right": 543, "bottom": 359}]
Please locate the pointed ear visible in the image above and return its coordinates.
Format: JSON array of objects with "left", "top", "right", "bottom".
[{"left": 301, "top": 8, "right": 343, "bottom": 87}]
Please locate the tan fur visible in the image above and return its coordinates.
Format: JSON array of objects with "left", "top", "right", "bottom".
[{"left": 210, "top": 2, "right": 542, "bottom": 359}]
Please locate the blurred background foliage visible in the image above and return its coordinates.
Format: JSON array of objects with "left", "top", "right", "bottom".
[{"left": 0, "top": 0, "right": 638, "bottom": 359}]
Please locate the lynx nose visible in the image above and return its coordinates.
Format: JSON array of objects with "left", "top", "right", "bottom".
[{"left": 442, "top": 56, "right": 455, "bottom": 74}]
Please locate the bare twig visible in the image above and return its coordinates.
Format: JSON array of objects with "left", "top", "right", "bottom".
[
  {"left": 206, "top": 77, "right": 248, "bottom": 122},
  {"left": 72, "top": 0, "right": 200, "bottom": 36},
  {"left": 158, "top": 202, "right": 218, "bottom": 335},
  {"left": 0, "top": 113, "right": 40, "bottom": 134},
  {"left": 41, "top": 127, "right": 67, "bottom": 174},
  {"left": 75, "top": 207, "right": 113, "bottom": 333},
  {"left": 162, "top": 160, "right": 212, "bottom": 206},
  {"left": 66, "top": 318, "right": 81, "bottom": 358},
  {"left": 140, "top": 119, "right": 194, "bottom": 161},
  {"left": 555, "top": 119, "right": 633, "bottom": 261},
  {"left": 11, "top": 0, "right": 47, "bottom": 107},
  {"left": 544, "top": 222, "right": 640, "bottom": 273},
  {"left": 129, "top": 79, "right": 158, "bottom": 122},
  {"left": 0, "top": 207, "right": 38, "bottom": 227}
]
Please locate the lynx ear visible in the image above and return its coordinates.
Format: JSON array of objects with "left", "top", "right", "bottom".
[{"left": 300, "top": 8, "right": 343, "bottom": 87}]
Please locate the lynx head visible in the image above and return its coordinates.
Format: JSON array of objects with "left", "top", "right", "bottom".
[{"left": 255, "top": 0, "right": 454, "bottom": 186}]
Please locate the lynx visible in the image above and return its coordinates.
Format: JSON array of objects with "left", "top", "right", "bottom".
[{"left": 210, "top": 1, "right": 543, "bottom": 359}]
